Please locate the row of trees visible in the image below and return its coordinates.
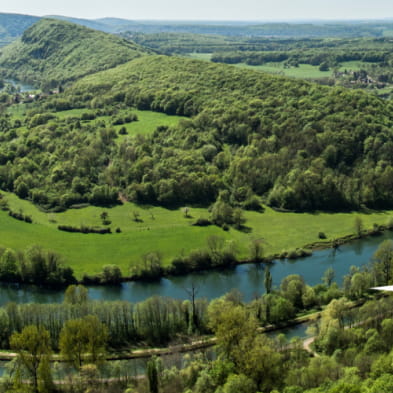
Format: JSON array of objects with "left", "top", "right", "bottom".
[{"left": 0, "top": 245, "right": 75, "bottom": 286}]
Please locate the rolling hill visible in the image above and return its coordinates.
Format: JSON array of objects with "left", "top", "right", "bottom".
[{"left": 0, "top": 18, "right": 149, "bottom": 86}]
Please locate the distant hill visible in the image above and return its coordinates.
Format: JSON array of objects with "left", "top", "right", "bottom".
[
  {"left": 46, "top": 15, "right": 114, "bottom": 32},
  {"left": 1, "top": 12, "right": 393, "bottom": 52},
  {"left": 0, "top": 18, "right": 149, "bottom": 86},
  {"left": 0, "top": 13, "right": 39, "bottom": 47}
]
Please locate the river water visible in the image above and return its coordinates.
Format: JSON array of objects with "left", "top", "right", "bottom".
[
  {"left": 0, "top": 232, "right": 388, "bottom": 378},
  {"left": 3, "top": 79, "right": 35, "bottom": 92},
  {"left": 0, "top": 231, "right": 389, "bottom": 306}
]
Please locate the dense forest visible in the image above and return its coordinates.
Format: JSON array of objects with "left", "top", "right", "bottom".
[{"left": 1, "top": 48, "right": 393, "bottom": 212}]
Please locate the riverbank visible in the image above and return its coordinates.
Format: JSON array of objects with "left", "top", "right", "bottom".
[
  {"left": 2, "top": 189, "right": 392, "bottom": 279},
  {"left": 82, "top": 223, "right": 391, "bottom": 286}
]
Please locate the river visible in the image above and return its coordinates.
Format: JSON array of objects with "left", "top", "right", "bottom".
[
  {"left": 1, "top": 231, "right": 386, "bottom": 378},
  {"left": 0, "top": 230, "right": 389, "bottom": 306},
  {"left": 3, "top": 79, "right": 35, "bottom": 92}
]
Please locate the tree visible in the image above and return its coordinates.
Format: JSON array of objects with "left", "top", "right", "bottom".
[
  {"left": 101, "top": 264, "right": 122, "bottom": 284},
  {"left": 323, "top": 267, "right": 335, "bottom": 287},
  {"left": 0, "top": 248, "right": 19, "bottom": 281},
  {"left": 183, "top": 206, "right": 190, "bottom": 218},
  {"left": 264, "top": 265, "right": 272, "bottom": 294},
  {"left": 221, "top": 373, "right": 257, "bottom": 393},
  {"left": 184, "top": 281, "right": 200, "bottom": 333},
  {"left": 64, "top": 284, "right": 89, "bottom": 305},
  {"left": 208, "top": 299, "right": 257, "bottom": 362},
  {"left": 354, "top": 216, "right": 364, "bottom": 237},
  {"left": 59, "top": 315, "right": 108, "bottom": 370},
  {"left": 10, "top": 325, "right": 52, "bottom": 393},
  {"left": 249, "top": 238, "right": 264, "bottom": 261},
  {"left": 373, "top": 239, "right": 393, "bottom": 285},
  {"left": 210, "top": 200, "right": 234, "bottom": 227},
  {"left": 232, "top": 208, "right": 246, "bottom": 229},
  {"left": 280, "top": 274, "right": 306, "bottom": 309},
  {"left": 146, "top": 357, "right": 159, "bottom": 393}
]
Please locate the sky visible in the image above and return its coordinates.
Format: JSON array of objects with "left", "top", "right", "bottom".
[{"left": 2, "top": 0, "right": 393, "bottom": 21}]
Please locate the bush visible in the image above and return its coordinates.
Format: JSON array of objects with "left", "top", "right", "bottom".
[
  {"left": 287, "top": 249, "right": 299, "bottom": 259},
  {"left": 101, "top": 264, "right": 122, "bottom": 284},
  {"left": 81, "top": 112, "right": 96, "bottom": 121},
  {"left": 318, "top": 232, "right": 327, "bottom": 239},
  {"left": 8, "top": 210, "right": 33, "bottom": 224},
  {"left": 387, "top": 217, "right": 393, "bottom": 230},
  {"left": 243, "top": 195, "right": 264, "bottom": 212},
  {"left": 57, "top": 225, "right": 111, "bottom": 234},
  {"left": 193, "top": 217, "right": 212, "bottom": 226}
]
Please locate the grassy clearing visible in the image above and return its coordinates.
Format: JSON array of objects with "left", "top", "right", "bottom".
[
  {"left": 1, "top": 191, "right": 393, "bottom": 278},
  {"left": 7, "top": 107, "right": 186, "bottom": 139},
  {"left": 234, "top": 63, "right": 332, "bottom": 79},
  {"left": 338, "top": 61, "right": 365, "bottom": 71},
  {"left": 187, "top": 53, "right": 212, "bottom": 61},
  {"left": 51, "top": 108, "right": 185, "bottom": 137}
]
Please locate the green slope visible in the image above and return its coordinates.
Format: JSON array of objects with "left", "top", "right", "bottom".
[
  {"left": 1, "top": 53, "right": 392, "bottom": 213},
  {"left": 0, "top": 18, "right": 149, "bottom": 86}
]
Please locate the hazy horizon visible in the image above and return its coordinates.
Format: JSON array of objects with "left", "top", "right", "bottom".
[{"left": 1, "top": 0, "right": 393, "bottom": 22}]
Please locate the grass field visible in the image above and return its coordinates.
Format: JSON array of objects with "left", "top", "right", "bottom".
[
  {"left": 7, "top": 107, "right": 186, "bottom": 138},
  {"left": 338, "top": 61, "right": 365, "bottom": 72},
  {"left": 1, "top": 191, "right": 392, "bottom": 278},
  {"left": 187, "top": 53, "right": 212, "bottom": 61},
  {"left": 185, "top": 57, "right": 333, "bottom": 79},
  {"left": 234, "top": 63, "right": 333, "bottom": 79}
]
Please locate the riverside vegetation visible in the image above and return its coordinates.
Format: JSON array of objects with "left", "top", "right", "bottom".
[{"left": 1, "top": 239, "right": 393, "bottom": 392}]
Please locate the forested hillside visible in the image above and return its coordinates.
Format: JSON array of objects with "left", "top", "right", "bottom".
[
  {"left": 1, "top": 47, "right": 393, "bottom": 212},
  {"left": 0, "top": 19, "right": 149, "bottom": 87},
  {"left": 65, "top": 56, "right": 393, "bottom": 211}
]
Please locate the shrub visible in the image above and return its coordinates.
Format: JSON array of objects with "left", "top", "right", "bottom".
[
  {"left": 8, "top": 210, "right": 33, "bottom": 224},
  {"left": 318, "top": 232, "right": 327, "bottom": 239},
  {"left": 57, "top": 225, "right": 111, "bottom": 234},
  {"left": 387, "top": 217, "right": 393, "bottom": 230},
  {"left": 101, "top": 264, "right": 122, "bottom": 284},
  {"left": 193, "top": 217, "right": 212, "bottom": 226},
  {"left": 118, "top": 126, "right": 128, "bottom": 135}
]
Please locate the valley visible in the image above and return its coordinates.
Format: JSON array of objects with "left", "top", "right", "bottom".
[{"left": 1, "top": 11, "right": 393, "bottom": 393}]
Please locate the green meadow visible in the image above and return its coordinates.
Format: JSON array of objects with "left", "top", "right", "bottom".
[
  {"left": 187, "top": 53, "right": 213, "bottom": 61},
  {"left": 1, "top": 191, "right": 392, "bottom": 278},
  {"left": 186, "top": 54, "right": 334, "bottom": 79},
  {"left": 7, "top": 107, "right": 186, "bottom": 138},
  {"left": 234, "top": 62, "right": 333, "bottom": 79}
]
